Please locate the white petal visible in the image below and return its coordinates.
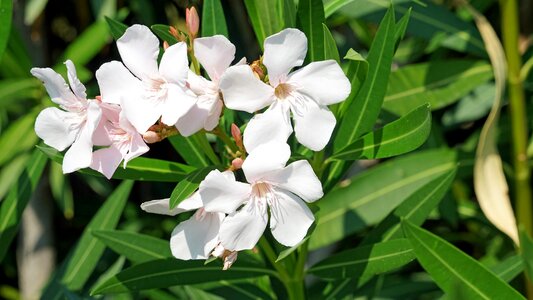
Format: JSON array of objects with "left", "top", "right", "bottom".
[
  {"left": 187, "top": 71, "right": 214, "bottom": 95},
  {"left": 243, "top": 101, "right": 292, "bottom": 153},
  {"left": 160, "top": 85, "right": 196, "bottom": 126},
  {"left": 140, "top": 192, "right": 202, "bottom": 216},
  {"left": 30, "top": 67, "right": 78, "bottom": 108},
  {"left": 175, "top": 95, "right": 216, "bottom": 137},
  {"left": 62, "top": 101, "right": 102, "bottom": 173},
  {"left": 96, "top": 61, "right": 143, "bottom": 105},
  {"left": 269, "top": 189, "right": 314, "bottom": 247},
  {"left": 159, "top": 42, "right": 188, "bottom": 86},
  {"left": 123, "top": 133, "right": 149, "bottom": 166},
  {"left": 263, "top": 28, "right": 307, "bottom": 86},
  {"left": 194, "top": 36, "right": 235, "bottom": 81},
  {"left": 120, "top": 94, "right": 161, "bottom": 134},
  {"left": 170, "top": 211, "right": 224, "bottom": 260},
  {"left": 64, "top": 60, "right": 87, "bottom": 100},
  {"left": 292, "top": 100, "right": 336, "bottom": 151},
  {"left": 288, "top": 60, "right": 351, "bottom": 105},
  {"left": 117, "top": 24, "right": 160, "bottom": 81},
  {"left": 204, "top": 99, "right": 223, "bottom": 131},
  {"left": 90, "top": 146, "right": 123, "bottom": 179},
  {"left": 220, "top": 200, "right": 268, "bottom": 251},
  {"left": 242, "top": 141, "right": 290, "bottom": 183},
  {"left": 34, "top": 107, "right": 78, "bottom": 151},
  {"left": 265, "top": 160, "right": 323, "bottom": 203},
  {"left": 200, "top": 170, "right": 251, "bottom": 214},
  {"left": 219, "top": 65, "right": 275, "bottom": 113}
]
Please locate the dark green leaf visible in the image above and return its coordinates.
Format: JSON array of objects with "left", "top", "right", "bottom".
[
  {"left": 0, "top": 108, "right": 39, "bottom": 167},
  {"left": 168, "top": 134, "right": 210, "bottom": 167},
  {"left": 105, "top": 16, "right": 128, "bottom": 40},
  {"left": 334, "top": 48, "right": 368, "bottom": 118},
  {"left": 297, "top": 0, "right": 325, "bottom": 62},
  {"left": 322, "top": 24, "right": 340, "bottom": 63},
  {"left": 170, "top": 166, "right": 217, "bottom": 209},
  {"left": 244, "top": 0, "right": 283, "bottom": 48},
  {"left": 0, "top": 0, "right": 13, "bottom": 58},
  {"left": 91, "top": 259, "right": 277, "bottom": 294},
  {"left": 201, "top": 0, "right": 228, "bottom": 37},
  {"left": 49, "top": 162, "right": 74, "bottom": 219},
  {"left": 0, "top": 149, "right": 47, "bottom": 262},
  {"left": 403, "top": 220, "right": 525, "bottom": 299},
  {"left": 37, "top": 145, "right": 195, "bottom": 182},
  {"left": 92, "top": 230, "right": 172, "bottom": 263},
  {"left": 331, "top": 104, "right": 431, "bottom": 160},
  {"left": 61, "top": 181, "right": 133, "bottom": 290},
  {"left": 309, "top": 239, "right": 415, "bottom": 280},
  {"left": 151, "top": 24, "right": 178, "bottom": 45},
  {"left": 519, "top": 228, "right": 533, "bottom": 283},
  {"left": 282, "top": 0, "right": 297, "bottom": 28}
]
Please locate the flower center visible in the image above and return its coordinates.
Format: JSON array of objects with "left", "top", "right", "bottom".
[
  {"left": 274, "top": 83, "right": 293, "bottom": 100},
  {"left": 252, "top": 182, "right": 273, "bottom": 200},
  {"left": 144, "top": 76, "right": 169, "bottom": 103}
]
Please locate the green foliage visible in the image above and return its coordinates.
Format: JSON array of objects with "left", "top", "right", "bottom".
[
  {"left": 0, "top": 0, "right": 13, "bottom": 58},
  {"left": 297, "top": 0, "right": 325, "bottom": 63},
  {"left": 244, "top": 0, "right": 284, "bottom": 47},
  {"left": 169, "top": 165, "right": 218, "bottom": 209},
  {"left": 202, "top": 0, "right": 228, "bottom": 37}
]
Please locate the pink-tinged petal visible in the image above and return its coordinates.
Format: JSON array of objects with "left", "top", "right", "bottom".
[
  {"left": 219, "top": 65, "right": 275, "bottom": 113},
  {"left": 263, "top": 28, "right": 307, "bottom": 86},
  {"left": 243, "top": 101, "right": 292, "bottom": 153},
  {"left": 141, "top": 192, "right": 203, "bottom": 216},
  {"left": 187, "top": 71, "right": 213, "bottom": 95},
  {"left": 264, "top": 160, "right": 323, "bottom": 203},
  {"left": 160, "top": 85, "right": 196, "bottom": 126},
  {"left": 200, "top": 170, "right": 251, "bottom": 214},
  {"left": 35, "top": 107, "right": 79, "bottom": 151},
  {"left": 242, "top": 141, "right": 290, "bottom": 183},
  {"left": 92, "top": 103, "right": 120, "bottom": 146},
  {"left": 204, "top": 99, "right": 223, "bottom": 131},
  {"left": 62, "top": 101, "right": 102, "bottom": 173},
  {"left": 170, "top": 211, "right": 224, "bottom": 260},
  {"left": 117, "top": 25, "right": 159, "bottom": 80},
  {"left": 194, "top": 36, "right": 235, "bottom": 81},
  {"left": 159, "top": 42, "right": 188, "bottom": 86},
  {"left": 219, "top": 200, "right": 268, "bottom": 251},
  {"left": 64, "top": 60, "right": 87, "bottom": 100},
  {"left": 30, "top": 67, "right": 78, "bottom": 108},
  {"left": 123, "top": 133, "right": 149, "bottom": 166},
  {"left": 96, "top": 61, "right": 143, "bottom": 105},
  {"left": 120, "top": 95, "right": 161, "bottom": 134},
  {"left": 269, "top": 188, "right": 314, "bottom": 247},
  {"left": 288, "top": 60, "right": 351, "bottom": 105},
  {"left": 90, "top": 146, "right": 123, "bottom": 179},
  {"left": 292, "top": 100, "right": 336, "bottom": 151}
]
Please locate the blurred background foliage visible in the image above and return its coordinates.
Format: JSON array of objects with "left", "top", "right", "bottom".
[{"left": 1, "top": 0, "right": 533, "bottom": 299}]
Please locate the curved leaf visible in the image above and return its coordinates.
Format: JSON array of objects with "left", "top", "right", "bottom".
[
  {"left": 297, "top": 0, "right": 325, "bottom": 62},
  {"left": 244, "top": 0, "right": 283, "bottom": 48},
  {"left": 170, "top": 166, "right": 218, "bottom": 209},
  {"left": 0, "top": 0, "right": 13, "bottom": 58},
  {"left": 202, "top": 0, "right": 228, "bottom": 37}
]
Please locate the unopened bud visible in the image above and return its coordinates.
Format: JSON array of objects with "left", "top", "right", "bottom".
[
  {"left": 231, "top": 123, "right": 243, "bottom": 149},
  {"left": 250, "top": 60, "right": 266, "bottom": 81},
  {"left": 231, "top": 158, "right": 244, "bottom": 170},
  {"left": 186, "top": 7, "right": 200, "bottom": 38},
  {"left": 95, "top": 95, "right": 102, "bottom": 102},
  {"left": 143, "top": 131, "right": 161, "bottom": 143},
  {"left": 169, "top": 26, "right": 179, "bottom": 39},
  {"left": 223, "top": 251, "right": 238, "bottom": 270},
  {"left": 163, "top": 41, "right": 170, "bottom": 50}
]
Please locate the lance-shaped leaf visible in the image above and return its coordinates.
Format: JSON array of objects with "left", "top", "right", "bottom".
[
  {"left": 168, "top": 134, "right": 210, "bottom": 168},
  {"left": 202, "top": 0, "right": 228, "bottom": 37},
  {"left": 308, "top": 239, "right": 415, "bottom": 280},
  {"left": 519, "top": 229, "right": 533, "bottom": 282},
  {"left": 92, "top": 230, "right": 172, "bottom": 263},
  {"left": 402, "top": 220, "right": 525, "bottom": 299},
  {"left": 323, "top": 24, "right": 340, "bottom": 63},
  {"left": 330, "top": 104, "right": 431, "bottom": 161},
  {"left": 0, "top": 149, "right": 47, "bottom": 262},
  {"left": 151, "top": 24, "right": 179, "bottom": 45},
  {"left": 491, "top": 255, "right": 524, "bottom": 283},
  {"left": 91, "top": 259, "right": 278, "bottom": 294},
  {"left": 61, "top": 181, "right": 133, "bottom": 290},
  {"left": 105, "top": 16, "right": 128, "bottom": 40},
  {"left": 244, "top": 0, "right": 283, "bottom": 48},
  {"left": 169, "top": 165, "right": 218, "bottom": 209},
  {"left": 297, "top": 0, "right": 325, "bottom": 62},
  {"left": 310, "top": 148, "right": 457, "bottom": 250},
  {"left": 0, "top": 0, "right": 12, "bottom": 58},
  {"left": 37, "top": 145, "right": 195, "bottom": 182},
  {"left": 0, "top": 108, "right": 39, "bottom": 167},
  {"left": 383, "top": 60, "right": 493, "bottom": 116},
  {"left": 334, "top": 48, "right": 368, "bottom": 118}
]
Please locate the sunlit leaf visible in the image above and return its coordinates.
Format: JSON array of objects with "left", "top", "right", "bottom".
[
  {"left": 244, "top": 0, "right": 283, "bottom": 48},
  {"left": 202, "top": 0, "right": 228, "bottom": 37},
  {"left": 170, "top": 166, "right": 218, "bottom": 209},
  {"left": 0, "top": 0, "right": 13, "bottom": 58},
  {"left": 297, "top": 0, "right": 325, "bottom": 62},
  {"left": 322, "top": 24, "right": 339, "bottom": 63}
]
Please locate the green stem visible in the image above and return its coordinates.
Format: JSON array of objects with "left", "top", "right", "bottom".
[
  {"left": 499, "top": 0, "right": 533, "bottom": 297},
  {"left": 212, "top": 126, "right": 239, "bottom": 154}
]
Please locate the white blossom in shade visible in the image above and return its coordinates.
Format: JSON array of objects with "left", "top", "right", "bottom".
[
  {"left": 177, "top": 35, "right": 245, "bottom": 136},
  {"left": 200, "top": 141, "right": 323, "bottom": 251},
  {"left": 32, "top": 60, "right": 102, "bottom": 174},
  {"left": 89, "top": 103, "right": 149, "bottom": 179},
  {"left": 141, "top": 192, "right": 224, "bottom": 260},
  {"left": 219, "top": 28, "right": 351, "bottom": 151},
  {"left": 96, "top": 24, "right": 196, "bottom": 134}
]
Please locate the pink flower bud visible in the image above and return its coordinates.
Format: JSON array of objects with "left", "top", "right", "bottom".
[
  {"left": 231, "top": 123, "right": 243, "bottom": 149},
  {"left": 95, "top": 95, "right": 102, "bottom": 102},
  {"left": 231, "top": 158, "right": 244, "bottom": 170},
  {"left": 223, "top": 251, "right": 238, "bottom": 270},
  {"left": 163, "top": 40, "right": 170, "bottom": 50},
  {"left": 143, "top": 131, "right": 161, "bottom": 144},
  {"left": 186, "top": 7, "right": 199, "bottom": 38}
]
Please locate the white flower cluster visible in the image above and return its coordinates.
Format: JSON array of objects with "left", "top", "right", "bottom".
[{"left": 32, "top": 21, "right": 350, "bottom": 267}]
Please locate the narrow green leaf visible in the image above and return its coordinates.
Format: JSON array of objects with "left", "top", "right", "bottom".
[
  {"left": 334, "top": 6, "right": 396, "bottom": 151},
  {"left": 402, "top": 220, "right": 525, "bottom": 299},
  {"left": 322, "top": 24, "right": 340, "bottom": 63},
  {"left": 276, "top": 236, "right": 310, "bottom": 263},
  {"left": 0, "top": 78, "right": 41, "bottom": 109},
  {"left": 334, "top": 48, "right": 368, "bottom": 117},
  {"left": 490, "top": 255, "right": 524, "bottom": 283},
  {"left": 151, "top": 24, "right": 179, "bottom": 45},
  {"left": 310, "top": 148, "right": 457, "bottom": 250},
  {"left": 383, "top": 60, "right": 493, "bottom": 116},
  {"left": 105, "top": 16, "right": 128, "bottom": 40},
  {"left": 92, "top": 230, "right": 172, "bottom": 263},
  {"left": 91, "top": 259, "right": 277, "bottom": 294},
  {"left": 282, "top": 0, "right": 297, "bottom": 28},
  {"left": 37, "top": 145, "right": 195, "bottom": 182},
  {"left": 297, "top": 0, "right": 325, "bottom": 62},
  {"left": 244, "top": 0, "right": 283, "bottom": 47},
  {"left": 361, "top": 169, "right": 456, "bottom": 246},
  {"left": 0, "top": 0, "right": 13, "bottom": 58},
  {"left": 201, "top": 0, "right": 228, "bottom": 37},
  {"left": 170, "top": 166, "right": 217, "bottom": 209},
  {"left": 331, "top": 104, "right": 431, "bottom": 160},
  {"left": 393, "top": 7, "right": 411, "bottom": 51},
  {"left": 49, "top": 162, "right": 74, "bottom": 219},
  {"left": 519, "top": 228, "right": 533, "bottom": 282},
  {"left": 0, "top": 154, "right": 29, "bottom": 201},
  {"left": 0, "top": 109, "right": 39, "bottom": 167},
  {"left": 168, "top": 134, "right": 209, "bottom": 167},
  {"left": 308, "top": 239, "right": 415, "bottom": 280},
  {"left": 61, "top": 181, "right": 134, "bottom": 290},
  {"left": 0, "top": 149, "right": 47, "bottom": 262}
]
